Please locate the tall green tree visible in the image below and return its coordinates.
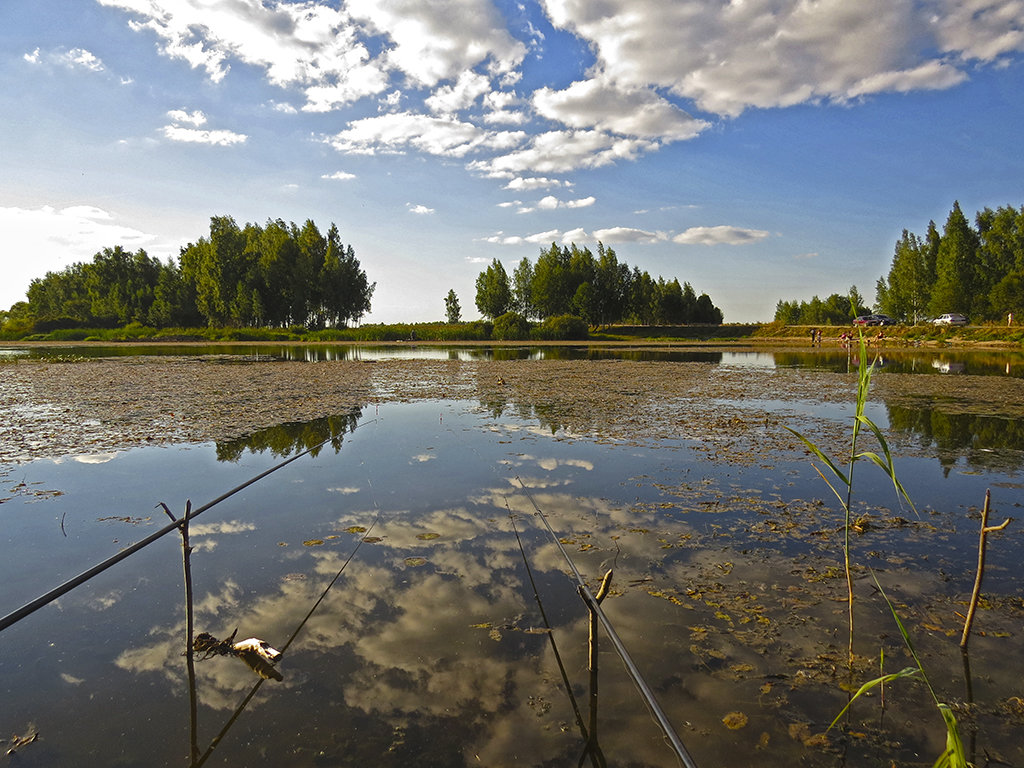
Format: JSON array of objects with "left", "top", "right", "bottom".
[
  {"left": 975, "top": 205, "right": 1024, "bottom": 319},
  {"left": 474, "top": 258, "right": 512, "bottom": 319},
  {"left": 320, "top": 225, "right": 374, "bottom": 327},
  {"left": 445, "top": 289, "right": 461, "bottom": 323},
  {"left": 694, "top": 293, "right": 724, "bottom": 324},
  {"left": 591, "top": 243, "right": 631, "bottom": 326},
  {"left": 531, "top": 244, "right": 574, "bottom": 318},
  {"left": 929, "top": 201, "right": 979, "bottom": 317},
  {"left": 990, "top": 271, "right": 1024, "bottom": 318},
  {"left": 877, "top": 230, "right": 931, "bottom": 322},
  {"left": 179, "top": 215, "right": 248, "bottom": 326},
  {"left": 511, "top": 257, "right": 535, "bottom": 319},
  {"left": 294, "top": 219, "right": 328, "bottom": 328},
  {"left": 628, "top": 268, "right": 657, "bottom": 325},
  {"left": 570, "top": 281, "right": 597, "bottom": 324},
  {"left": 773, "top": 290, "right": 868, "bottom": 325}
]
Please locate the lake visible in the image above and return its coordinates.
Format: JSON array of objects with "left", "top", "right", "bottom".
[{"left": 1, "top": 344, "right": 1022, "bottom": 766}]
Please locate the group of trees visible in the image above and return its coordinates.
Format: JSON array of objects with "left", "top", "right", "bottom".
[
  {"left": 25, "top": 246, "right": 194, "bottom": 329},
  {"left": 875, "top": 202, "right": 1024, "bottom": 323},
  {"left": 474, "top": 242, "right": 724, "bottom": 326},
  {"left": 21, "top": 216, "right": 374, "bottom": 329},
  {"left": 774, "top": 287, "right": 870, "bottom": 325}
]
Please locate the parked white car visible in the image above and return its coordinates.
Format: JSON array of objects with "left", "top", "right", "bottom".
[{"left": 933, "top": 313, "right": 969, "bottom": 326}]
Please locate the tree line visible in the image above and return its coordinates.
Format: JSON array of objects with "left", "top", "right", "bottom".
[
  {"left": 773, "top": 287, "right": 870, "bottom": 325},
  {"left": 875, "top": 201, "right": 1024, "bottom": 323},
  {"left": 474, "top": 242, "right": 724, "bottom": 326},
  {"left": 21, "top": 216, "right": 374, "bottom": 329}
]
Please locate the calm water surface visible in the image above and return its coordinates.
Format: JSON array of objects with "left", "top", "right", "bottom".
[
  {"left": 4, "top": 341, "right": 1024, "bottom": 376},
  {"left": 2, "top": 351, "right": 1023, "bottom": 767}
]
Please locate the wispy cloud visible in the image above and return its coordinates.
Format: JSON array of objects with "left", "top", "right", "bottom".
[
  {"left": 672, "top": 226, "right": 771, "bottom": 246},
  {"left": 484, "top": 223, "right": 768, "bottom": 247},
  {"left": 322, "top": 171, "right": 357, "bottom": 181},
  {"left": 593, "top": 227, "right": 664, "bottom": 244},
  {"left": 324, "top": 112, "right": 526, "bottom": 158},
  {"left": 407, "top": 203, "right": 435, "bottom": 215},
  {"left": 162, "top": 125, "right": 247, "bottom": 146},
  {"left": 482, "top": 229, "right": 562, "bottom": 245},
  {"left": 516, "top": 194, "right": 596, "bottom": 214},
  {"left": 24, "top": 46, "right": 105, "bottom": 72},
  {"left": 503, "top": 177, "right": 567, "bottom": 191},
  {"left": 166, "top": 109, "right": 207, "bottom": 126}
]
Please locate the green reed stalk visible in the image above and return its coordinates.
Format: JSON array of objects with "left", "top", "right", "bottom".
[
  {"left": 786, "top": 333, "right": 915, "bottom": 661},
  {"left": 830, "top": 573, "right": 968, "bottom": 768}
]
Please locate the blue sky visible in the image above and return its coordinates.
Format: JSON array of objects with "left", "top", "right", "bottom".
[{"left": 2, "top": 0, "right": 1022, "bottom": 323}]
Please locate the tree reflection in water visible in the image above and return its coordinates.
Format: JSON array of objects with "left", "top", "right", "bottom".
[
  {"left": 215, "top": 410, "right": 363, "bottom": 462},
  {"left": 886, "top": 404, "right": 1024, "bottom": 472}
]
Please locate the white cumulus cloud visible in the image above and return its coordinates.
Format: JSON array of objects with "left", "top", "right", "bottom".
[
  {"left": 539, "top": 0, "right": 1021, "bottom": 117},
  {"left": 518, "top": 194, "right": 596, "bottom": 213},
  {"left": 470, "top": 130, "right": 657, "bottom": 175},
  {"left": 533, "top": 77, "right": 708, "bottom": 140},
  {"left": 0, "top": 205, "right": 157, "bottom": 309},
  {"left": 325, "top": 112, "right": 526, "bottom": 158},
  {"left": 162, "top": 125, "right": 247, "bottom": 146},
  {"left": 167, "top": 108, "right": 206, "bottom": 126},
  {"left": 345, "top": 0, "right": 526, "bottom": 87}
]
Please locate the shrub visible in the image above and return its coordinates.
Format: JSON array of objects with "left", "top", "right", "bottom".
[
  {"left": 221, "top": 327, "right": 294, "bottom": 341},
  {"left": 47, "top": 328, "right": 91, "bottom": 341},
  {"left": 532, "top": 314, "right": 589, "bottom": 341},
  {"left": 32, "top": 316, "right": 87, "bottom": 333},
  {"left": 493, "top": 312, "right": 529, "bottom": 341}
]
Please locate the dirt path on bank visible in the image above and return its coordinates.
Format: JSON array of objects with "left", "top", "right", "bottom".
[{"left": 3, "top": 353, "right": 1023, "bottom": 464}]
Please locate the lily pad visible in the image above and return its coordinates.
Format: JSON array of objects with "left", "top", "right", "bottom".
[{"left": 722, "top": 711, "right": 748, "bottom": 730}]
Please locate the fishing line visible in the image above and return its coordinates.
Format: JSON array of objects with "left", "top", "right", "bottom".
[
  {"left": 506, "top": 501, "right": 590, "bottom": 743},
  {"left": 195, "top": 499, "right": 383, "bottom": 767},
  {"left": 515, "top": 475, "right": 700, "bottom": 768},
  {"left": 0, "top": 415, "right": 375, "bottom": 633}
]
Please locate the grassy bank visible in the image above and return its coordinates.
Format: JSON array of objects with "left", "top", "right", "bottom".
[
  {"left": 3, "top": 319, "right": 1022, "bottom": 345},
  {"left": 752, "top": 320, "right": 1024, "bottom": 346},
  {"left": 3, "top": 320, "right": 758, "bottom": 344}
]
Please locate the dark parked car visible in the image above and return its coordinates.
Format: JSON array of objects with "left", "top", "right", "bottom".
[{"left": 853, "top": 314, "right": 896, "bottom": 326}]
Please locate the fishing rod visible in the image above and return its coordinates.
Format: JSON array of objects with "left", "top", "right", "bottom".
[
  {"left": 506, "top": 505, "right": 594, "bottom": 754},
  {"left": 515, "top": 476, "right": 700, "bottom": 768},
  {"left": 0, "top": 415, "right": 374, "bottom": 634}
]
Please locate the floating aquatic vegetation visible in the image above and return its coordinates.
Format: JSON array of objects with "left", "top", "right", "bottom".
[
  {"left": 722, "top": 712, "right": 748, "bottom": 730},
  {"left": 4, "top": 724, "right": 39, "bottom": 756}
]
